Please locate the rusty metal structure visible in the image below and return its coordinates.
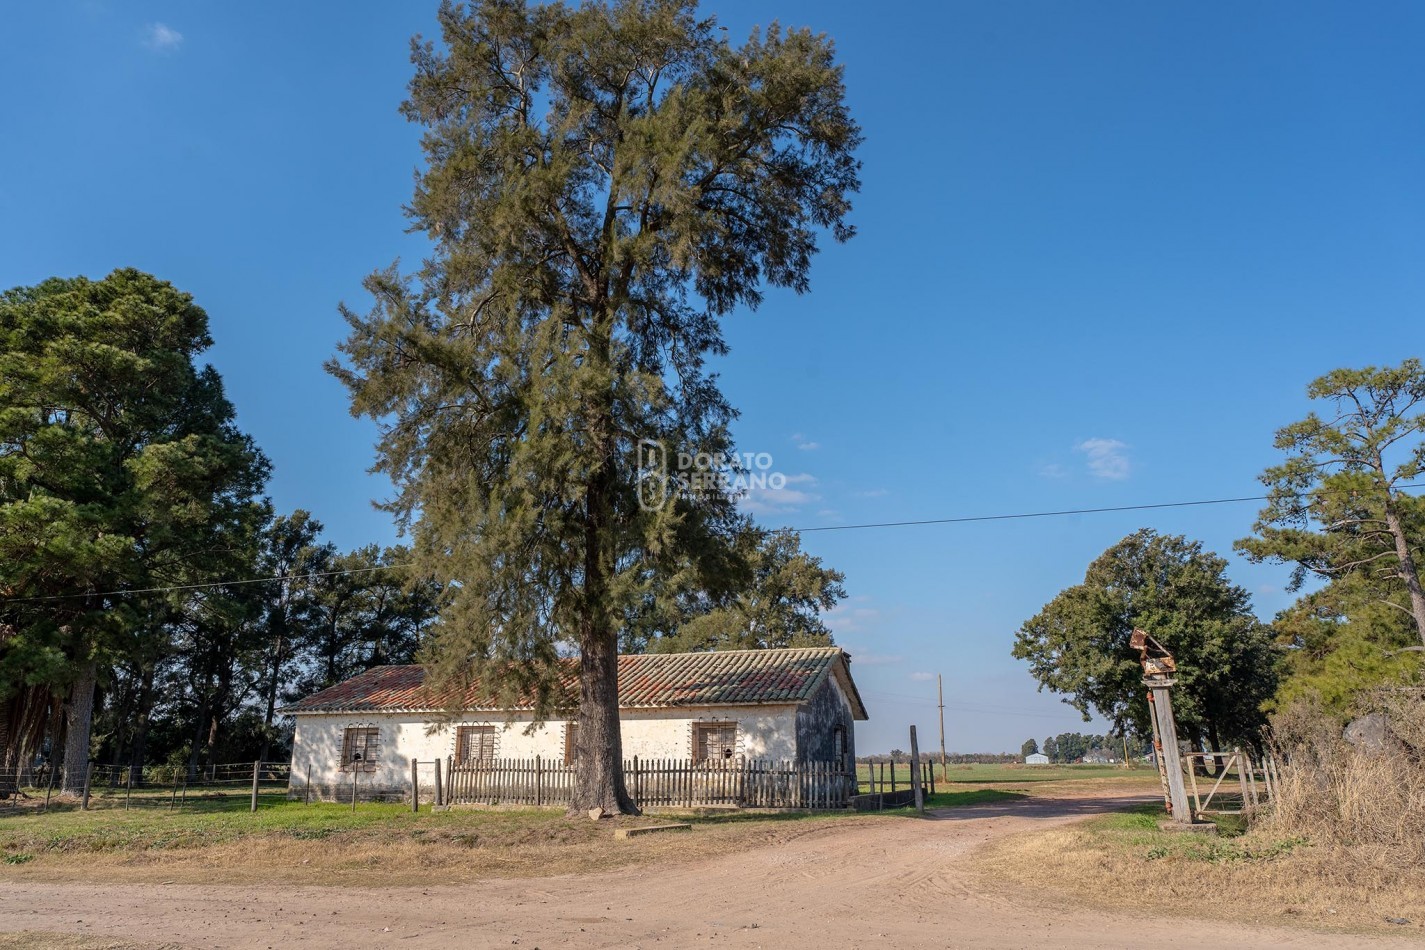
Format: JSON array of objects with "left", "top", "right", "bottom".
[{"left": 1131, "top": 628, "right": 1193, "bottom": 823}]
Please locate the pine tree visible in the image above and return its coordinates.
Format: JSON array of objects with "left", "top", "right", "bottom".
[
  {"left": 333, "top": 0, "right": 859, "bottom": 814},
  {"left": 0, "top": 270, "right": 268, "bottom": 788}
]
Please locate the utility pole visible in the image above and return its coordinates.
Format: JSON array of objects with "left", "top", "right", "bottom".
[{"left": 937, "top": 674, "right": 947, "bottom": 776}]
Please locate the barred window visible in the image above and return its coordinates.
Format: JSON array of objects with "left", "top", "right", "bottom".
[
  {"left": 694, "top": 722, "right": 737, "bottom": 762},
  {"left": 341, "top": 727, "right": 379, "bottom": 772},
  {"left": 456, "top": 725, "right": 497, "bottom": 763},
  {"left": 563, "top": 723, "right": 579, "bottom": 766}
]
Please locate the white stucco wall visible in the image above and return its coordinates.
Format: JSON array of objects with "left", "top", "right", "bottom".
[{"left": 290, "top": 704, "right": 799, "bottom": 797}]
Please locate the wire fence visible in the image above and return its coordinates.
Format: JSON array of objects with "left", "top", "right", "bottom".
[{"left": 0, "top": 761, "right": 291, "bottom": 815}]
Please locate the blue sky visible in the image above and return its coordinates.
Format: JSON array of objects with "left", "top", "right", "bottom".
[{"left": 3, "top": 2, "right": 1422, "bottom": 753}]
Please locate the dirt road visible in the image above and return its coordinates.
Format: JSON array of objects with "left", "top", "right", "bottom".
[{"left": 0, "top": 795, "right": 1403, "bottom": 949}]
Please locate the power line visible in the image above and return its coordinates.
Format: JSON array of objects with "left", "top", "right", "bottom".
[
  {"left": 803, "top": 495, "right": 1293, "bottom": 532},
  {"left": 3, "top": 565, "right": 393, "bottom": 605},
  {"left": 5, "top": 482, "right": 1418, "bottom": 604}
]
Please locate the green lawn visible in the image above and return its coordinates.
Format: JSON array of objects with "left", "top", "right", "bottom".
[{"left": 858, "top": 761, "right": 1147, "bottom": 787}]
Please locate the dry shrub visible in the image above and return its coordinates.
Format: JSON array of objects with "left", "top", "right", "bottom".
[{"left": 1263, "top": 689, "right": 1425, "bottom": 866}]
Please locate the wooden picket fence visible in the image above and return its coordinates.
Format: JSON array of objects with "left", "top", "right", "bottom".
[{"left": 445, "top": 757, "right": 857, "bottom": 810}]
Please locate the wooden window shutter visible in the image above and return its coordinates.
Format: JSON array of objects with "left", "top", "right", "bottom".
[
  {"left": 563, "top": 723, "right": 579, "bottom": 766},
  {"left": 342, "top": 727, "right": 379, "bottom": 772},
  {"left": 695, "top": 722, "right": 737, "bottom": 762},
  {"left": 457, "top": 725, "right": 496, "bottom": 763}
]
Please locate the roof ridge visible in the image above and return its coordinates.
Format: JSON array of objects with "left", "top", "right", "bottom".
[{"left": 282, "top": 645, "right": 855, "bottom": 716}]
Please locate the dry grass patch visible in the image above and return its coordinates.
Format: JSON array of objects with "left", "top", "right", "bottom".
[{"left": 977, "top": 804, "right": 1425, "bottom": 935}]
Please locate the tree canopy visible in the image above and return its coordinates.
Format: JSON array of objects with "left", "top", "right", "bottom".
[
  {"left": 1238, "top": 360, "right": 1425, "bottom": 649},
  {"left": 636, "top": 526, "right": 846, "bottom": 653},
  {"left": 0, "top": 269, "right": 270, "bottom": 787},
  {"left": 330, "top": 0, "right": 860, "bottom": 812},
  {"left": 1013, "top": 529, "right": 1278, "bottom": 751}
]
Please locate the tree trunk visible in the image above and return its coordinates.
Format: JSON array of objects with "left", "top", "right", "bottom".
[
  {"left": 61, "top": 661, "right": 97, "bottom": 794},
  {"left": 569, "top": 372, "right": 636, "bottom": 816},
  {"left": 257, "top": 630, "right": 285, "bottom": 764},
  {"left": 571, "top": 623, "right": 636, "bottom": 815},
  {"left": 1383, "top": 494, "right": 1425, "bottom": 648},
  {"left": 127, "top": 663, "right": 156, "bottom": 785}
]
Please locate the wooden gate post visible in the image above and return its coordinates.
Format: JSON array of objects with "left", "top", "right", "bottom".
[
  {"left": 1234, "top": 748, "right": 1250, "bottom": 810},
  {"left": 1148, "top": 684, "right": 1191, "bottom": 822},
  {"left": 909, "top": 725, "right": 924, "bottom": 814},
  {"left": 250, "top": 760, "right": 261, "bottom": 813}
]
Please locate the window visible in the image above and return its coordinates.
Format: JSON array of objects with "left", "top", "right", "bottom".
[
  {"left": 341, "top": 727, "right": 379, "bottom": 772},
  {"left": 833, "top": 726, "right": 846, "bottom": 760},
  {"left": 694, "top": 722, "right": 737, "bottom": 762},
  {"left": 456, "top": 725, "right": 497, "bottom": 763},
  {"left": 563, "top": 723, "right": 579, "bottom": 766}
]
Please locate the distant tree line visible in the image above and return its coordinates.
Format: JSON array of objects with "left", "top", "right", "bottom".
[{"left": 859, "top": 752, "right": 1020, "bottom": 765}]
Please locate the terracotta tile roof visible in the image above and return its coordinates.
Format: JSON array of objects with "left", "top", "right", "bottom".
[{"left": 281, "top": 646, "right": 867, "bottom": 719}]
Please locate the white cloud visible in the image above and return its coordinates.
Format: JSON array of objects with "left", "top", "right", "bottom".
[
  {"left": 791, "top": 433, "right": 820, "bottom": 451},
  {"left": 143, "top": 22, "right": 183, "bottom": 51},
  {"left": 824, "top": 599, "right": 878, "bottom": 635},
  {"left": 1076, "top": 438, "right": 1130, "bottom": 480},
  {"left": 909, "top": 672, "right": 935, "bottom": 682},
  {"left": 739, "top": 471, "right": 821, "bottom": 517}
]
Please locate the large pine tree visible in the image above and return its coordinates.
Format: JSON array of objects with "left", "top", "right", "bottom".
[
  {"left": 330, "top": 0, "right": 860, "bottom": 813},
  {"left": 0, "top": 269, "right": 269, "bottom": 789}
]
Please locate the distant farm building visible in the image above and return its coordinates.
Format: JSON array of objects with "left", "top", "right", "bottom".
[{"left": 1024, "top": 752, "right": 1050, "bottom": 765}]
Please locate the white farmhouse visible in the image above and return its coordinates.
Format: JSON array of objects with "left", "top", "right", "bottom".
[{"left": 282, "top": 646, "right": 868, "bottom": 801}]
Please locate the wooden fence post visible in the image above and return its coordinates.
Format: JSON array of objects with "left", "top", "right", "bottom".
[
  {"left": 535, "top": 756, "right": 543, "bottom": 807},
  {"left": 434, "top": 757, "right": 443, "bottom": 807},
  {"left": 351, "top": 766, "right": 358, "bottom": 812},
  {"left": 304, "top": 764, "right": 312, "bottom": 805},
  {"left": 42, "top": 762, "right": 55, "bottom": 813},
  {"left": 81, "top": 761, "right": 92, "bottom": 811},
  {"left": 909, "top": 725, "right": 924, "bottom": 814},
  {"left": 124, "top": 768, "right": 133, "bottom": 811},
  {"left": 1234, "top": 748, "right": 1250, "bottom": 810},
  {"left": 411, "top": 759, "right": 420, "bottom": 812},
  {"left": 250, "top": 760, "right": 260, "bottom": 813}
]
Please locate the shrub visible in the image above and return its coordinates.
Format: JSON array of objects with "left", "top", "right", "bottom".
[{"left": 1263, "top": 689, "right": 1425, "bottom": 865}]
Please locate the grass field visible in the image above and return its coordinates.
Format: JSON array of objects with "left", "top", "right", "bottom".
[
  {"left": 0, "top": 784, "right": 1020, "bottom": 885},
  {"left": 859, "top": 761, "right": 1149, "bottom": 788}
]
